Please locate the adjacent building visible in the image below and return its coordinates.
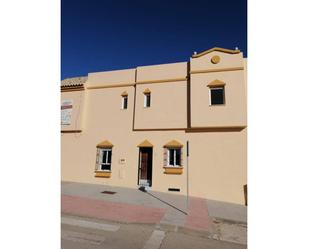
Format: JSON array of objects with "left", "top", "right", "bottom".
[{"left": 61, "top": 47, "right": 247, "bottom": 205}]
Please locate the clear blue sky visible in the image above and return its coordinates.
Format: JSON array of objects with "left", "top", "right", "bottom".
[{"left": 61, "top": 0, "right": 247, "bottom": 79}]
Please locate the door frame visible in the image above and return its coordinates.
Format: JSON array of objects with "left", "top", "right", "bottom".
[{"left": 137, "top": 147, "right": 153, "bottom": 187}]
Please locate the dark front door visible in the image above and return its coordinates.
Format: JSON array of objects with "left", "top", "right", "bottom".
[
  {"left": 140, "top": 151, "right": 148, "bottom": 180},
  {"left": 138, "top": 147, "right": 153, "bottom": 186}
]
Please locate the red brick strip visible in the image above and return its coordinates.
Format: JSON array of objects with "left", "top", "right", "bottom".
[
  {"left": 184, "top": 197, "right": 213, "bottom": 231},
  {"left": 61, "top": 195, "right": 166, "bottom": 224}
]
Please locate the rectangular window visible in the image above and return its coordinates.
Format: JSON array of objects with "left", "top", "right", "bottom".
[
  {"left": 210, "top": 87, "right": 225, "bottom": 105},
  {"left": 97, "top": 148, "right": 112, "bottom": 171},
  {"left": 168, "top": 148, "right": 181, "bottom": 167},
  {"left": 144, "top": 93, "right": 151, "bottom": 107},
  {"left": 122, "top": 96, "right": 128, "bottom": 109}
]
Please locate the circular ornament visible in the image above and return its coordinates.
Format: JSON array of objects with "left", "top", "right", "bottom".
[{"left": 211, "top": 55, "right": 220, "bottom": 64}]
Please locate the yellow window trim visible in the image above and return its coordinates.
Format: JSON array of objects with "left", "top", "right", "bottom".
[
  {"left": 137, "top": 139, "right": 153, "bottom": 147},
  {"left": 163, "top": 167, "right": 183, "bottom": 175},
  {"left": 121, "top": 91, "right": 128, "bottom": 96},
  {"left": 163, "top": 139, "right": 183, "bottom": 148},
  {"left": 94, "top": 171, "right": 111, "bottom": 178},
  {"left": 143, "top": 88, "right": 151, "bottom": 94},
  {"left": 207, "top": 79, "right": 226, "bottom": 87},
  {"left": 96, "top": 140, "right": 113, "bottom": 148}
]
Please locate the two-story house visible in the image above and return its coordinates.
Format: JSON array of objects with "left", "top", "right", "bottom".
[{"left": 61, "top": 47, "right": 247, "bottom": 205}]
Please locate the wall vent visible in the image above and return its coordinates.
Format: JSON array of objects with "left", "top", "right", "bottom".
[
  {"left": 101, "top": 191, "right": 116, "bottom": 195},
  {"left": 168, "top": 188, "right": 180, "bottom": 192}
]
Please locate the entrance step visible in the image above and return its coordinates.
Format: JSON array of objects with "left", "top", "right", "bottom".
[{"left": 138, "top": 185, "right": 151, "bottom": 192}]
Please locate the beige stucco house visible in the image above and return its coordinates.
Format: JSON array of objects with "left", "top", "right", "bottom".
[{"left": 61, "top": 47, "right": 247, "bottom": 205}]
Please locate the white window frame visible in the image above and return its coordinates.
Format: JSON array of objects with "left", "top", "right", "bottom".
[
  {"left": 144, "top": 93, "right": 151, "bottom": 108},
  {"left": 97, "top": 148, "right": 112, "bottom": 171},
  {"left": 121, "top": 95, "right": 128, "bottom": 109},
  {"left": 167, "top": 148, "right": 181, "bottom": 167},
  {"left": 209, "top": 86, "right": 225, "bottom": 106}
]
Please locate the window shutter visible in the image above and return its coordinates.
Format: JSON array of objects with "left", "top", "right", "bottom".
[{"left": 163, "top": 148, "right": 167, "bottom": 166}]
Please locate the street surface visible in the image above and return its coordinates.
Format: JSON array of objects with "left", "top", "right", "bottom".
[
  {"left": 61, "top": 182, "right": 247, "bottom": 247},
  {"left": 61, "top": 214, "right": 246, "bottom": 249}
]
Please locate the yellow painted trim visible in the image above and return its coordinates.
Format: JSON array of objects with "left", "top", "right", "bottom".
[
  {"left": 211, "top": 55, "right": 221, "bottom": 64},
  {"left": 164, "top": 167, "right": 183, "bottom": 175},
  {"left": 95, "top": 171, "right": 111, "bottom": 178},
  {"left": 163, "top": 139, "right": 183, "bottom": 148},
  {"left": 87, "top": 83, "right": 135, "bottom": 90},
  {"left": 143, "top": 88, "right": 151, "bottom": 94},
  {"left": 137, "top": 139, "right": 153, "bottom": 147},
  {"left": 136, "top": 77, "right": 187, "bottom": 85},
  {"left": 190, "top": 67, "right": 244, "bottom": 74},
  {"left": 97, "top": 140, "right": 113, "bottom": 148},
  {"left": 192, "top": 47, "right": 240, "bottom": 58},
  {"left": 86, "top": 77, "right": 189, "bottom": 90},
  {"left": 207, "top": 79, "right": 226, "bottom": 87},
  {"left": 121, "top": 91, "right": 128, "bottom": 96}
]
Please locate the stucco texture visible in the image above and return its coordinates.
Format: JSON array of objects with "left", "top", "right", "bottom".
[{"left": 61, "top": 47, "right": 247, "bottom": 205}]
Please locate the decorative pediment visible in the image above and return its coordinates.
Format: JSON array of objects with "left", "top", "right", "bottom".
[
  {"left": 163, "top": 140, "right": 183, "bottom": 148},
  {"left": 96, "top": 140, "right": 113, "bottom": 148},
  {"left": 137, "top": 139, "right": 153, "bottom": 147},
  {"left": 192, "top": 47, "right": 240, "bottom": 58},
  {"left": 143, "top": 88, "right": 151, "bottom": 94},
  {"left": 121, "top": 91, "right": 128, "bottom": 96},
  {"left": 207, "top": 79, "right": 226, "bottom": 87}
]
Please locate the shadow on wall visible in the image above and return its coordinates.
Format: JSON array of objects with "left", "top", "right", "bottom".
[{"left": 138, "top": 186, "right": 188, "bottom": 215}]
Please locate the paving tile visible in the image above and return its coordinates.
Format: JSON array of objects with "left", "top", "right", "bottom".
[{"left": 62, "top": 195, "right": 166, "bottom": 224}]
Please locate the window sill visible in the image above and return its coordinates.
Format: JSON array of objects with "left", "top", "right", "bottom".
[
  {"left": 94, "top": 171, "right": 111, "bottom": 178},
  {"left": 163, "top": 166, "right": 183, "bottom": 175},
  {"left": 209, "top": 104, "right": 226, "bottom": 107}
]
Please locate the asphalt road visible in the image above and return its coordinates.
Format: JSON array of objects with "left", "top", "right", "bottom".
[{"left": 61, "top": 215, "right": 246, "bottom": 249}]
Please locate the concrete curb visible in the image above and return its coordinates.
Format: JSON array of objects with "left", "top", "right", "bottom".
[
  {"left": 213, "top": 217, "right": 247, "bottom": 226},
  {"left": 62, "top": 212, "right": 246, "bottom": 245}
]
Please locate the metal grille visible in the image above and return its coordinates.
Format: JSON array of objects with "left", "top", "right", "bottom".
[
  {"left": 101, "top": 191, "right": 116, "bottom": 195},
  {"left": 168, "top": 188, "right": 180, "bottom": 192}
]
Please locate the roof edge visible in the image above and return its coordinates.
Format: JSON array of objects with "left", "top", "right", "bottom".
[
  {"left": 61, "top": 76, "right": 88, "bottom": 87},
  {"left": 192, "top": 47, "right": 241, "bottom": 58}
]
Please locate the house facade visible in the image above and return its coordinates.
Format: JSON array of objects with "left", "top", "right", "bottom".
[{"left": 61, "top": 47, "right": 247, "bottom": 205}]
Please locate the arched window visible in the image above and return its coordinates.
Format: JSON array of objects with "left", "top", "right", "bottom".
[
  {"left": 143, "top": 88, "right": 151, "bottom": 107},
  {"left": 163, "top": 140, "right": 183, "bottom": 167},
  {"left": 121, "top": 91, "right": 128, "bottom": 109},
  {"left": 207, "top": 79, "right": 226, "bottom": 105},
  {"left": 95, "top": 140, "right": 113, "bottom": 172}
]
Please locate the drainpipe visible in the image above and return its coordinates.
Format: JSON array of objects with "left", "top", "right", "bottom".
[{"left": 186, "top": 140, "right": 189, "bottom": 213}]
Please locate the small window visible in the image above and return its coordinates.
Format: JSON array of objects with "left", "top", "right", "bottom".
[
  {"left": 210, "top": 87, "right": 225, "bottom": 105},
  {"left": 96, "top": 148, "right": 112, "bottom": 171},
  {"left": 122, "top": 96, "right": 128, "bottom": 109},
  {"left": 168, "top": 148, "right": 181, "bottom": 167},
  {"left": 144, "top": 93, "right": 151, "bottom": 107}
]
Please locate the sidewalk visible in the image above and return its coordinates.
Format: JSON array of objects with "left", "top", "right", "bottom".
[{"left": 61, "top": 181, "right": 247, "bottom": 244}]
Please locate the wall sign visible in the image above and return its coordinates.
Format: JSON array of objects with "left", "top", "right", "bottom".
[{"left": 61, "top": 100, "right": 73, "bottom": 125}]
